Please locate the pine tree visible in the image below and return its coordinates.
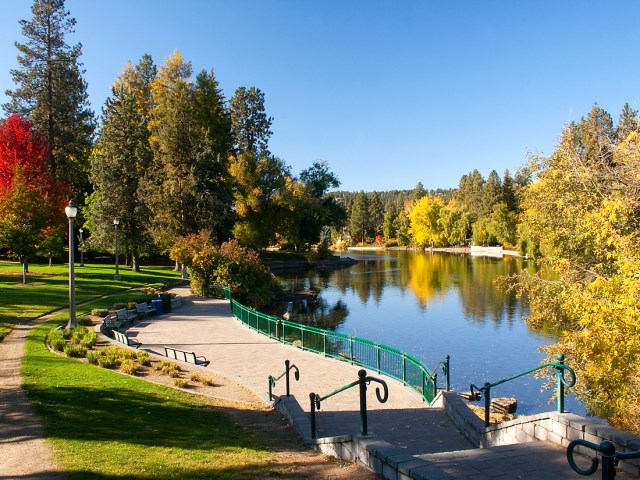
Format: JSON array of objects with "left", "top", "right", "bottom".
[
  {"left": 349, "top": 192, "right": 369, "bottom": 243},
  {"left": 229, "top": 86, "right": 273, "bottom": 157},
  {"left": 3, "top": 0, "right": 95, "bottom": 197},
  {"left": 89, "top": 55, "right": 156, "bottom": 271},
  {"left": 616, "top": 102, "right": 640, "bottom": 141}
]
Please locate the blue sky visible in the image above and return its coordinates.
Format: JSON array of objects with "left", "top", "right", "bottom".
[{"left": 1, "top": 1, "right": 639, "bottom": 192}]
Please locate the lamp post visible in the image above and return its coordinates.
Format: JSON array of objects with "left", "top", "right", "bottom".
[
  {"left": 78, "top": 228, "right": 84, "bottom": 267},
  {"left": 113, "top": 217, "right": 121, "bottom": 280},
  {"left": 65, "top": 201, "right": 78, "bottom": 329}
]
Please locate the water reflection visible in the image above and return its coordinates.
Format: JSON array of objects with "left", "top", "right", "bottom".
[{"left": 263, "top": 250, "right": 585, "bottom": 415}]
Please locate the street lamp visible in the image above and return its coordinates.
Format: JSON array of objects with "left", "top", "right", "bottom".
[
  {"left": 78, "top": 228, "right": 84, "bottom": 267},
  {"left": 65, "top": 200, "right": 78, "bottom": 329},
  {"left": 113, "top": 217, "right": 121, "bottom": 280}
]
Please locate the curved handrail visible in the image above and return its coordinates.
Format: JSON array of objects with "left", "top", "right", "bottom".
[
  {"left": 567, "top": 439, "right": 640, "bottom": 478},
  {"left": 469, "top": 354, "right": 576, "bottom": 426},
  {"left": 268, "top": 359, "right": 300, "bottom": 401},
  {"left": 310, "top": 369, "right": 389, "bottom": 438}
]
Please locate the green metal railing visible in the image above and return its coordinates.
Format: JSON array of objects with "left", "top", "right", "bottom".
[
  {"left": 567, "top": 439, "right": 640, "bottom": 479},
  {"left": 220, "top": 286, "right": 437, "bottom": 403},
  {"left": 470, "top": 354, "right": 577, "bottom": 427},
  {"left": 268, "top": 359, "right": 300, "bottom": 401}
]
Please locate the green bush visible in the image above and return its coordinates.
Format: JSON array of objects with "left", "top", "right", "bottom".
[
  {"left": 127, "top": 302, "right": 137, "bottom": 310},
  {"left": 97, "top": 354, "right": 119, "bottom": 369},
  {"left": 174, "top": 378, "right": 189, "bottom": 388},
  {"left": 78, "top": 316, "right": 93, "bottom": 326},
  {"left": 113, "top": 303, "right": 128, "bottom": 310},
  {"left": 61, "top": 328, "right": 73, "bottom": 339},
  {"left": 48, "top": 328, "right": 66, "bottom": 351},
  {"left": 63, "top": 344, "right": 87, "bottom": 357},
  {"left": 91, "top": 308, "right": 109, "bottom": 317},
  {"left": 86, "top": 350, "right": 101, "bottom": 365}
]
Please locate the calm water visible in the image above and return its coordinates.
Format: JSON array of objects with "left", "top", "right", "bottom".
[{"left": 265, "top": 250, "right": 587, "bottom": 416}]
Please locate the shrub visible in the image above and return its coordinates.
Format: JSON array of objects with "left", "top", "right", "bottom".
[
  {"left": 153, "top": 360, "right": 180, "bottom": 377},
  {"left": 174, "top": 378, "right": 189, "bottom": 388},
  {"left": 136, "top": 351, "right": 151, "bottom": 366},
  {"left": 120, "top": 359, "right": 137, "bottom": 375},
  {"left": 127, "top": 302, "right": 137, "bottom": 310},
  {"left": 48, "top": 328, "right": 66, "bottom": 351},
  {"left": 78, "top": 316, "right": 93, "bottom": 326},
  {"left": 98, "top": 354, "right": 119, "bottom": 369},
  {"left": 61, "top": 328, "right": 73, "bottom": 339},
  {"left": 91, "top": 308, "right": 109, "bottom": 317},
  {"left": 80, "top": 331, "right": 97, "bottom": 348},
  {"left": 113, "top": 303, "right": 128, "bottom": 310},
  {"left": 86, "top": 350, "right": 101, "bottom": 365},
  {"left": 64, "top": 344, "right": 87, "bottom": 357}
]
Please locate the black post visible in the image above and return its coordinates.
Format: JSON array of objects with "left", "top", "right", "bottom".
[
  {"left": 310, "top": 392, "right": 317, "bottom": 439},
  {"left": 445, "top": 355, "right": 450, "bottom": 391},
  {"left": 600, "top": 441, "right": 617, "bottom": 480},
  {"left": 484, "top": 382, "right": 491, "bottom": 427},
  {"left": 285, "top": 360, "right": 291, "bottom": 397},
  {"left": 358, "top": 369, "right": 368, "bottom": 435},
  {"left": 432, "top": 372, "right": 438, "bottom": 399},
  {"left": 555, "top": 353, "right": 565, "bottom": 413}
]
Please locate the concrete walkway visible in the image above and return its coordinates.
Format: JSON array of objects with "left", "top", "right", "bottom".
[{"left": 127, "top": 292, "right": 639, "bottom": 479}]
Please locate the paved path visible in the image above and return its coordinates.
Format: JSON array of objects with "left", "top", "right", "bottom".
[{"left": 127, "top": 292, "right": 640, "bottom": 479}]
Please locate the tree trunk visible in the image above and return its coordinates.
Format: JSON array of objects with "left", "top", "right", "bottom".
[
  {"left": 22, "top": 257, "right": 28, "bottom": 284},
  {"left": 48, "top": 256, "right": 52, "bottom": 267},
  {"left": 131, "top": 254, "right": 140, "bottom": 272}
]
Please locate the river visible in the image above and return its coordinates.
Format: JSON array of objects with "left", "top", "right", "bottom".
[{"left": 264, "top": 249, "right": 587, "bottom": 417}]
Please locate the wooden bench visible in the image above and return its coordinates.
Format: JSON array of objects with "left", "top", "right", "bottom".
[
  {"left": 164, "top": 346, "right": 210, "bottom": 367},
  {"left": 115, "top": 308, "right": 137, "bottom": 326},
  {"left": 135, "top": 302, "right": 156, "bottom": 317},
  {"left": 113, "top": 330, "right": 142, "bottom": 349}
]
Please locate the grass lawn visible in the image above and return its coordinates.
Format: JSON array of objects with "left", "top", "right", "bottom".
[
  {"left": 0, "top": 261, "right": 181, "bottom": 340},
  {"left": 24, "top": 318, "right": 292, "bottom": 479}
]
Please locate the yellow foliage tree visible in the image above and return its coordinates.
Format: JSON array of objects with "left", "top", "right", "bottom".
[{"left": 409, "top": 195, "right": 445, "bottom": 248}]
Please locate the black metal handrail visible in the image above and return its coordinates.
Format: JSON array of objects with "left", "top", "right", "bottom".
[
  {"left": 469, "top": 353, "right": 576, "bottom": 426},
  {"left": 268, "top": 359, "right": 300, "bottom": 401},
  {"left": 309, "top": 369, "right": 389, "bottom": 439},
  {"left": 567, "top": 439, "right": 640, "bottom": 479},
  {"left": 426, "top": 355, "right": 450, "bottom": 398}
]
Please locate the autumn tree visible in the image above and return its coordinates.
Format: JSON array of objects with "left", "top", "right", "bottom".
[
  {"left": 0, "top": 115, "right": 68, "bottom": 282},
  {"left": 506, "top": 105, "right": 640, "bottom": 432},
  {"left": 88, "top": 55, "right": 156, "bottom": 271},
  {"left": 3, "top": 0, "right": 95, "bottom": 197},
  {"left": 409, "top": 195, "right": 445, "bottom": 248}
]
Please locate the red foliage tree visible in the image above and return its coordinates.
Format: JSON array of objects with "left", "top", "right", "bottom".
[{"left": 0, "top": 115, "right": 69, "bottom": 281}]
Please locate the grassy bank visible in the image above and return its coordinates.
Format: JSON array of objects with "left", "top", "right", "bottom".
[
  {"left": 24, "top": 318, "right": 290, "bottom": 479},
  {"left": 0, "top": 261, "right": 181, "bottom": 340}
]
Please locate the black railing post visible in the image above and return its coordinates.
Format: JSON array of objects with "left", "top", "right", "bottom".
[
  {"left": 601, "top": 441, "right": 617, "bottom": 480},
  {"left": 444, "top": 355, "right": 450, "bottom": 391},
  {"left": 432, "top": 372, "right": 438, "bottom": 399},
  {"left": 358, "top": 369, "right": 368, "bottom": 435},
  {"left": 310, "top": 392, "right": 317, "bottom": 439},
  {"left": 285, "top": 360, "right": 291, "bottom": 396},
  {"left": 555, "top": 353, "right": 565, "bottom": 413},
  {"left": 268, "top": 375, "right": 275, "bottom": 401},
  {"left": 484, "top": 382, "right": 491, "bottom": 427}
]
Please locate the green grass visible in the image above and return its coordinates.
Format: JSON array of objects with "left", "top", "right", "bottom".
[
  {"left": 24, "top": 318, "right": 287, "bottom": 479},
  {"left": 0, "top": 261, "right": 181, "bottom": 340}
]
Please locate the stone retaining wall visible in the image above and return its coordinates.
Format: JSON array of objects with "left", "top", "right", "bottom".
[{"left": 437, "top": 391, "right": 640, "bottom": 476}]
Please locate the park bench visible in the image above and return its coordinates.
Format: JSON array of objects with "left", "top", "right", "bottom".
[
  {"left": 112, "top": 330, "right": 142, "bottom": 349},
  {"left": 164, "top": 346, "right": 210, "bottom": 367},
  {"left": 103, "top": 314, "right": 119, "bottom": 331},
  {"left": 115, "top": 308, "right": 137, "bottom": 326},
  {"left": 135, "top": 302, "right": 156, "bottom": 317}
]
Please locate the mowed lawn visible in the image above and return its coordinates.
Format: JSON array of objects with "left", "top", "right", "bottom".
[{"left": 0, "top": 261, "right": 181, "bottom": 340}]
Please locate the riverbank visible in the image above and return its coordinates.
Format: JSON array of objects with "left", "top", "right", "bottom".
[
  {"left": 346, "top": 245, "right": 525, "bottom": 258},
  {"left": 262, "top": 254, "right": 358, "bottom": 273}
]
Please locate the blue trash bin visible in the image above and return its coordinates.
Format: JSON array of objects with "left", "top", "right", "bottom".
[{"left": 151, "top": 298, "right": 163, "bottom": 315}]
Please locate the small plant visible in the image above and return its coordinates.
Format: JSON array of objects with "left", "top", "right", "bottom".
[
  {"left": 174, "top": 378, "right": 189, "bottom": 388},
  {"left": 61, "top": 328, "right": 73, "bottom": 339},
  {"left": 48, "top": 328, "right": 66, "bottom": 351},
  {"left": 78, "top": 316, "right": 93, "bottom": 326},
  {"left": 136, "top": 351, "right": 151, "bottom": 366},
  {"left": 98, "top": 354, "right": 119, "bottom": 369},
  {"left": 86, "top": 350, "right": 101, "bottom": 365},
  {"left": 91, "top": 308, "right": 109, "bottom": 317},
  {"left": 113, "top": 303, "right": 128, "bottom": 310},
  {"left": 190, "top": 373, "right": 215, "bottom": 386},
  {"left": 120, "top": 359, "right": 137, "bottom": 375},
  {"left": 190, "top": 373, "right": 202, "bottom": 382},
  {"left": 127, "top": 302, "right": 137, "bottom": 310},
  {"left": 153, "top": 359, "right": 181, "bottom": 377},
  {"left": 63, "top": 344, "right": 87, "bottom": 357}
]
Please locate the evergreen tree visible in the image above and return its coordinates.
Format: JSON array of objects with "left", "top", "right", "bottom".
[
  {"left": 455, "top": 169, "right": 485, "bottom": 222},
  {"left": 229, "top": 86, "right": 273, "bottom": 157},
  {"left": 410, "top": 181, "right": 426, "bottom": 201},
  {"left": 349, "top": 191, "right": 369, "bottom": 243},
  {"left": 367, "top": 191, "right": 384, "bottom": 238},
  {"left": 89, "top": 55, "right": 156, "bottom": 271},
  {"left": 3, "top": 0, "right": 95, "bottom": 198},
  {"left": 502, "top": 169, "right": 517, "bottom": 212},
  {"left": 616, "top": 102, "right": 640, "bottom": 141},
  {"left": 481, "top": 170, "right": 503, "bottom": 217}
]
